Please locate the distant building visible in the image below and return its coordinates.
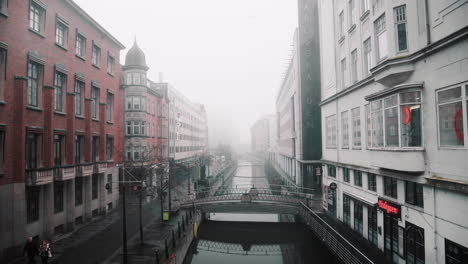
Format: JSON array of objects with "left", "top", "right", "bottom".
[
  {"left": 318, "top": 0, "right": 468, "bottom": 263},
  {"left": 269, "top": 0, "right": 322, "bottom": 191},
  {"left": 167, "top": 86, "right": 209, "bottom": 180},
  {"left": 0, "top": 0, "right": 125, "bottom": 258},
  {"left": 250, "top": 115, "right": 276, "bottom": 157}
]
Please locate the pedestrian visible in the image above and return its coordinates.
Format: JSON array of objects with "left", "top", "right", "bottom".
[
  {"left": 39, "top": 240, "right": 52, "bottom": 264},
  {"left": 23, "top": 237, "right": 38, "bottom": 264}
]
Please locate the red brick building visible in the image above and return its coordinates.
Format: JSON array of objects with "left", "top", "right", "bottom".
[{"left": 0, "top": 0, "right": 125, "bottom": 257}]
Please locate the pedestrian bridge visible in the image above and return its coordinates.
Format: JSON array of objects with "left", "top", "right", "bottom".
[{"left": 179, "top": 184, "right": 320, "bottom": 214}]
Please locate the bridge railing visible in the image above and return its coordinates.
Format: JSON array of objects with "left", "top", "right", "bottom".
[{"left": 299, "top": 202, "right": 374, "bottom": 264}]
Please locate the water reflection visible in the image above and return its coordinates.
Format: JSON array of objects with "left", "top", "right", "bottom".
[{"left": 185, "top": 160, "right": 339, "bottom": 264}]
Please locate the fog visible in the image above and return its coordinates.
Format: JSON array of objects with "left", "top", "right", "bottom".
[{"left": 74, "top": 0, "right": 298, "bottom": 147}]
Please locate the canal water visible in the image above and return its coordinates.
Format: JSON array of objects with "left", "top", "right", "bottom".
[{"left": 184, "top": 160, "right": 340, "bottom": 264}]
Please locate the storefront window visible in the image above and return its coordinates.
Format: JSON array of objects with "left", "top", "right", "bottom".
[
  {"left": 353, "top": 201, "right": 363, "bottom": 235},
  {"left": 343, "top": 195, "right": 351, "bottom": 226},
  {"left": 368, "top": 206, "right": 378, "bottom": 245},
  {"left": 446, "top": 239, "right": 468, "bottom": 264},
  {"left": 406, "top": 222, "right": 425, "bottom": 264}
]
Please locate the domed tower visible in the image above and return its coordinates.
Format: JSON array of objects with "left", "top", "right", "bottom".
[{"left": 123, "top": 39, "right": 149, "bottom": 86}]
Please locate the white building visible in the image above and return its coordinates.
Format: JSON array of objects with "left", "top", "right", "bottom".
[
  {"left": 318, "top": 0, "right": 468, "bottom": 263},
  {"left": 250, "top": 115, "right": 276, "bottom": 157}
]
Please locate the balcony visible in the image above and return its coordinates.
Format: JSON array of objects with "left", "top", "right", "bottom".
[
  {"left": 368, "top": 148, "right": 425, "bottom": 173},
  {"left": 54, "top": 165, "right": 76, "bottom": 181},
  {"left": 25, "top": 168, "right": 54, "bottom": 186},
  {"left": 94, "top": 162, "right": 107, "bottom": 174},
  {"left": 77, "top": 163, "right": 94, "bottom": 177}
]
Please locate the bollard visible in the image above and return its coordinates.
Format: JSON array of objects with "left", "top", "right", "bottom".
[
  {"left": 165, "top": 239, "right": 169, "bottom": 259},
  {"left": 172, "top": 230, "right": 176, "bottom": 249},
  {"left": 178, "top": 222, "right": 181, "bottom": 238},
  {"left": 155, "top": 250, "right": 160, "bottom": 264}
]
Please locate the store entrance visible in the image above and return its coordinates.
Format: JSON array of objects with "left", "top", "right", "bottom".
[{"left": 384, "top": 214, "right": 400, "bottom": 263}]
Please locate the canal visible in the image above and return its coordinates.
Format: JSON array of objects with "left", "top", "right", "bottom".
[{"left": 184, "top": 160, "right": 340, "bottom": 263}]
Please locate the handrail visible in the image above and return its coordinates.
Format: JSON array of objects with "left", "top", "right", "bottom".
[{"left": 299, "top": 202, "right": 375, "bottom": 264}]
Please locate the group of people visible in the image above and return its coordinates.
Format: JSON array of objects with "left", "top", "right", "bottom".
[{"left": 23, "top": 237, "right": 52, "bottom": 264}]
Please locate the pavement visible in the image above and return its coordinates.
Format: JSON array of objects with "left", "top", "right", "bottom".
[{"left": 9, "top": 177, "right": 192, "bottom": 264}]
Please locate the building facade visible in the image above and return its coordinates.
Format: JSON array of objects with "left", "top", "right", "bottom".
[
  {"left": 270, "top": 0, "right": 322, "bottom": 192},
  {"left": 250, "top": 115, "right": 276, "bottom": 157},
  {"left": 168, "top": 86, "right": 209, "bottom": 181},
  {"left": 318, "top": 0, "right": 468, "bottom": 263},
  {"left": 0, "top": 0, "right": 125, "bottom": 258},
  {"left": 122, "top": 41, "right": 169, "bottom": 188}
]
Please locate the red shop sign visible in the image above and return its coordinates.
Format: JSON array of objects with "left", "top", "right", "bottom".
[{"left": 377, "top": 198, "right": 401, "bottom": 218}]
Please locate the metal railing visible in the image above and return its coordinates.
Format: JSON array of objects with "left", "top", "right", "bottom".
[{"left": 299, "top": 202, "right": 374, "bottom": 264}]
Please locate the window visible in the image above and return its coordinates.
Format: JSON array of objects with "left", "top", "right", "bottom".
[
  {"left": 91, "top": 87, "right": 99, "bottom": 119},
  {"left": 354, "top": 201, "right": 363, "bottom": 234},
  {"left": 363, "top": 38, "right": 372, "bottom": 77},
  {"left": 134, "top": 147, "right": 140, "bottom": 161},
  {"left": 134, "top": 121, "right": 140, "bottom": 135},
  {"left": 29, "top": 2, "right": 45, "bottom": 33},
  {"left": 133, "top": 97, "right": 141, "bottom": 110},
  {"left": 75, "top": 80, "right": 84, "bottom": 116},
  {"left": 374, "top": 14, "right": 387, "bottom": 61},
  {"left": 27, "top": 61, "right": 42, "bottom": 107},
  {"left": 340, "top": 58, "right": 347, "bottom": 89},
  {"left": 343, "top": 195, "right": 351, "bottom": 226},
  {"left": 341, "top": 111, "right": 349, "bottom": 148},
  {"left": 55, "top": 20, "right": 68, "bottom": 47},
  {"left": 354, "top": 170, "right": 362, "bottom": 187},
  {"left": 75, "top": 177, "right": 83, "bottom": 206},
  {"left": 326, "top": 115, "right": 337, "bottom": 147},
  {"left": 351, "top": 107, "right": 361, "bottom": 147},
  {"left": 54, "top": 72, "right": 66, "bottom": 112},
  {"left": 107, "top": 174, "right": 112, "bottom": 194},
  {"left": 383, "top": 176, "right": 398, "bottom": 199},
  {"left": 437, "top": 85, "right": 466, "bottom": 147},
  {"left": 54, "top": 134, "right": 64, "bottom": 166},
  {"left": 349, "top": 0, "right": 356, "bottom": 28},
  {"left": 368, "top": 173, "right": 376, "bottom": 191},
  {"left": 54, "top": 181, "right": 64, "bottom": 213},
  {"left": 92, "top": 44, "right": 101, "bottom": 67},
  {"left": 394, "top": 5, "right": 408, "bottom": 52},
  {"left": 343, "top": 167, "right": 350, "bottom": 182},
  {"left": 367, "top": 206, "right": 378, "bottom": 245},
  {"left": 92, "top": 174, "right": 98, "bottom": 200},
  {"left": 406, "top": 222, "right": 425, "bottom": 264},
  {"left": 107, "top": 93, "right": 113, "bottom": 122},
  {"left": 446, "top": 239, "right": 468, "bottom": 264},
  {"left": 92, "top": 136, "right": 99, "bottom": 162},
  {"left": 0, "top": 0, "right": 7, "bottom": 14},
  {"left": 339, "top": 11, "right": 345, "bottom": 38},
  {"left": 26, "top": 133, "right": 41, "bottom": 169},
  {"left": 26, "top": 186, "right": 40, "bottom": 223},
  {"left": 384, "top": 95, "right": 399, "bottom": 146},
  {"left": 75, "top": 34, "right": 86, "bottom": 57},
  {"left": 361, "top": 0, "right": 370, "bottom": 15},
  {"left": 368, "top": 91, "right": 422, "bottom": 148},
  {"left": 327, "top": 165, "right": 336, "bottom": 178},
  {"left": 405, "top": 181, "right": 424, "bottom": 207},
  {"left": 0, "top": 47, "right": 6, "bottom": 99},
  {"left": 351, "top": 49, "right": 358, "bottom": 83},
  {"left": 75, "top": 135, "right": 83, "bottom": 164},
  {"left": 107, "top": 55, "right": 114, "bottom": 75},
  {"left": 106, "top": 136, "right": 113, "bottom": 160},
  {"left": 141, "top": 121, "right": 146, "bottom": 135},
  {"left": 126, "top": 121, "right": 132, "bottom": 135}
]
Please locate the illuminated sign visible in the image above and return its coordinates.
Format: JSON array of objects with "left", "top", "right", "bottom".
[{"left": 377, "top": 198, "right": 401, "bottom": 218}]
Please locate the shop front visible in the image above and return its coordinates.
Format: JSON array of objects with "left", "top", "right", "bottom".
[{"left": 378, "top": 198, "right": 404, "bottom": 264}]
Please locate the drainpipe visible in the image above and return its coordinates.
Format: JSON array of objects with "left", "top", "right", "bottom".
[
  {"left": 432, "top": 186, "right": 438, "bottom": 260},
  {"left": 424, "top": 0, "right": 432, "bottom": 45}
]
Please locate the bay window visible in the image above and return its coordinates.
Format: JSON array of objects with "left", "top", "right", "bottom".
[
  {"left": 326, "top": 115, "right": 337, "bottom": 147},
  {"left": 367, "top": 91, "right": 422, "bottom": 148},
  {"left": 437, "top": 84, "right": 467, "bottom": 147}
]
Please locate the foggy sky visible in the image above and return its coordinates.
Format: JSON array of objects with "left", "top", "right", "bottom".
[{"left": 74, "top": 0, "right": 298, "bottom": 146}]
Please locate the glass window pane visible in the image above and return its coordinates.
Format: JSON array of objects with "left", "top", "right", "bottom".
[
  {"left": 438, "top": 87, "right": 461, "bottom": 104},
  {"left": 384, "top": 95, "right": 398, "bottom": 108},
  {"left": 400, "top": 91, "right": 421, "bottom": 104},
  {"left": 385, "top": 107, "right": 399, "bottom": 146},
  {"left": 397, "top": 23, "right": 407, "bottom": 51},
  {"left": 439, "top": 102, "right": 464, "bottom": 146},
  {"left": 401, "top": 104, "right": 422, "bottom": 147}
]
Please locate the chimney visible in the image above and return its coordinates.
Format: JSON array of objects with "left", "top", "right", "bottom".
[{"left": 159, "top": 72, "right": 164, "bottom": 83}]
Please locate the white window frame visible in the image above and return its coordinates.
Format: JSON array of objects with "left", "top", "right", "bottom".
[
  {"left": 351, "top": 49, "right": 358, "bottom": 84},
  {"left": 339, "top": 11, "right": 345, "bottom": 39},
  {"left": 341, "top": 58, "right": 347, "bottom": 89},
  {"left": 367, "top": 90, "right": 423, "bottom": 149},
  {"left": 352, "top": 107, "right": 362, "bottom": 148},
  {"left": 326, "top": 114, "right": 337, "bottom": 148},
  {"left": 394, "top": 5, "right": 408, "bottom": 53},
  {"left": 341, "top": 111, "right": 349, "bottom": 148},
  {"left": 374, "top": 14, "right": 388, "bottom": 62},
  {"left": 436, "top": 83, "right": 468, "bottom": 148},
  {"left": 363, "top": 38, "right": 372, "bottom": 77}
]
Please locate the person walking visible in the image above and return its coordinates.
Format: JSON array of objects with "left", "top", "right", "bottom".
[
  {"left": 39, "top": 240, "right": 52, "bottom": 264},
  {"left": 23, "top": 237, "right": 38, "bottom": 264}
]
